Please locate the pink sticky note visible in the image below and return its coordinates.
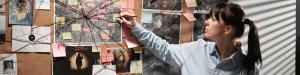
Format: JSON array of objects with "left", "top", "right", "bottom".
[
  {"left": 183, "top": 12, "right": 196, "bottom": 21},
  {"left": 124, "top": 37, "right": 140, "bottom": 48},
  {"left": 121, "top": 23, "right": 140, "bottom": 48},
  {"left": 91, "top": 17, "right": 99, "bottom": 22},
  {"left": 107, "top": 23, "right": 114, "bottom": 27},
  {"left": 121, "top": 0, "right": 134, "bottom": 10},
  {"left": 79, "top": 4, "right": 86, "bottom": 9},
  {"left": 52, "top": 43, "right": 66, "bottom": 57},
  {"left": 86, "top": 2, "right": 96, "bottom": 7},
  {"left": 121, "top": 0, "right": 134, "bottom": 14},
  {"left": 83, "top": 27, "right": 91, "bottom": 32},
  {"left": 101, "top": 48, "right": 114, "bottom": 63},
  {"left": 98, "top": 9, "right": 105, "bottom": 13},
  {"left": 102, "top": 0, "right": 111, "bottom": 6},
  {"left": 97, "top": 14, "right": 105, "bottom": 19}
]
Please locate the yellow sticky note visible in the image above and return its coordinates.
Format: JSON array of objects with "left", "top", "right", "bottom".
[
  {"left": 100, "top": 30, "right": 110, "bottom": 40},
  {"left": 62, "top": 32, "right": 72, "bottom": 39},
  {"left": 84, "top": 0, "right": 93, "bottom": 2},
  {"left": 68, "top": 0, "right": 77, "bottom": 5},
  {"left": 92, "top": 45, "right": 100, "bottom": 52},
  {"left": 113, "top": 14, "right": 119, "bottom": 21},
  {"left": 56, "top": 17, "right": 65, "bottom": 24},
  {"left": 72, "top": 24, "right": 81, "bottom": 31}
]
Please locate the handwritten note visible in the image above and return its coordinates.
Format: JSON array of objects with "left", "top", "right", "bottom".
[
  {"left": 130, "top": 60, "right": 142, "bottom": 74},
  {"left": 72, "top": 24, "right": 82, "bottom": 31},
  {"left": 101, "top": 48, "right": 114, "bottom": 63},
  {"left": 62, "top": 32, "right": 72, "bottom": 39},
  {"left": 52, "top": 43, "right": 66, "bottom": 57}
]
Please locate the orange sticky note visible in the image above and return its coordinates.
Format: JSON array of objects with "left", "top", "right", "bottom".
[
  {"left": 52, "top": 43, "right": 66, "bottom": 57},
  {"left": 101, "top": 48, "right": 114, "bottom": 63},
  {"left": 185, "top": 0, "right": 197, "bottom": 7},
  {"left": 183, "top": 12, "right": 196, "bottom": 21}
]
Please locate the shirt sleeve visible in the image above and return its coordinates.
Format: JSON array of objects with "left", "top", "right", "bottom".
[{"left": 131, "top": 24, "right": 203, "bottom": 68}]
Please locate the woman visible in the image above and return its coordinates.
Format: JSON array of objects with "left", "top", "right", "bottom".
[{"left": 120, "top": 2, "right": 262, "bottom": 75}]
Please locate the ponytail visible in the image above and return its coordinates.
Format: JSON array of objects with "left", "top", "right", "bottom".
[{"left": 240, "top": 18, "right": 262, "bottom": 75}]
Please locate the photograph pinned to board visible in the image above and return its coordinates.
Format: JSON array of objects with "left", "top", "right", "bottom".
[
  {"left": 0, "top": 16, "right": 6, "bottom": 44},
  {"left": 142, "top": 48, "right": 181, "bottom": 75},
  {"left": 195, "top": 0, "right": 226, "bottom": 12},
  {"left": 141, "top": 11, "right": 180, "bottom": 44},
  {"left": 53, "top": 46, "right": 100, "bottom": 75},
  {"left": 142, "top": 0, "right": 182, "bottom": 11},
  {"left": 92, "top": 65, "right": 116, "bottom": 75},
  {"left": 9, "top": 0, "right": 33, "bottom": 25},
  {"left": 35, "top": 0, "right": 50, "bottom": 10},
  {"left": 12, "top": 25, "right": 51, "bottom": 52},
  {"left": 0, "top": 0, "right": 5, "bottom": 12},
  {"left": 54, "top": 0, "right": 122, "bottom": 45},
  {"left": 0, "top": 54, "right": 17, "bottom": 75},
  {"left": 112, "top": 48, "right": 142, "bottom": 74}
]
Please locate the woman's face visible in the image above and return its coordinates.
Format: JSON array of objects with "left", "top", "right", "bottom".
[{"left": 204, "top": 14, "right": 227, "bottom": 40}]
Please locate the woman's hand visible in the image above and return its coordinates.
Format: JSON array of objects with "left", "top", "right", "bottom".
[{"left": 119, "top": 12, "right": 138, "bottom": 28}]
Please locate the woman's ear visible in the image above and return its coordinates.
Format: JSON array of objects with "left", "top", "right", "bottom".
[{"left": 225, "top": 25, "right": 234, "bottom": 35}]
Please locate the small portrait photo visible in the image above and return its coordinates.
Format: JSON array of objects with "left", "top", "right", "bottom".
[{"left": 3, "top": 60, "right": 15, "bottom": 74}]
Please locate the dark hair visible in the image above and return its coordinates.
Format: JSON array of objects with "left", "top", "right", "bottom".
[{"left": 211, "top": 2, "right": 262, "bottom": 74}]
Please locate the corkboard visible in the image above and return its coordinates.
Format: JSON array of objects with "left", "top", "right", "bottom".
[{"left": 0, "top": 0, "right": 193, "bottom": 75}]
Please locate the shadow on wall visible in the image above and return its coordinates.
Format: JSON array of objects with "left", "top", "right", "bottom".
[{"left": 297, "top": 36, "right": 300, "bottom": 75}]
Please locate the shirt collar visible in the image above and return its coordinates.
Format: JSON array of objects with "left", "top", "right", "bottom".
[{"left": 209, "top": 45, "right": 246, "bottom": 64}]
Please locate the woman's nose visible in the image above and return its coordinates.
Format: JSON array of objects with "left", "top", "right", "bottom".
[{"left": 204, "top": 19, "right": 209, "bottom": 26}]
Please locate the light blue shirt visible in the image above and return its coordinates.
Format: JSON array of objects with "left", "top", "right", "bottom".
[{"left": 131, "top": 24, "right": 260, "bottom": 75}]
